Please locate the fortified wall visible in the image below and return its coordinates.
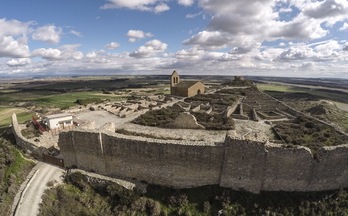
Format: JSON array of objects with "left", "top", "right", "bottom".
[
  {"left": 59, "top": 130, "right": 348, "bottom": 193},
  {"left": 11, "top": 113, "right": 45, "bottom": 157}
]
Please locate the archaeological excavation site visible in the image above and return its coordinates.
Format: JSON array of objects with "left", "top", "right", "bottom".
[{"left": 12, "top": 74, "right": 348, "bottom": 194}]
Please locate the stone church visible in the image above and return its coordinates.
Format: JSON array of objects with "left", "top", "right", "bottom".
[{"left": 170, "top": 71, "right": 205, "bottom": 97}]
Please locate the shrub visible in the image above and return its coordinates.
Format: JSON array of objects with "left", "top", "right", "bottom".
[
  {"left": 274, "top": 116, "right": 347, "bottom": 151},
  {"left": 133, "top": 107, "right": 183, "bottom": 127}
]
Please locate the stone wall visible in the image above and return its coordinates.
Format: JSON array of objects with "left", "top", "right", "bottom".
[
  {"left": 58, "top": 129, "right": 348, "bottom": 193},
  {"left": 60, "top": 130, "right": 224, "bottom": 188},
  {"left": 11, "top": 113, "right": 45, "bottom": 157},
  {"left": 262, "top": 144, "right": 313, "bottom": 191},
  {"left": 220, "top": 138, "right": 267, "bottom": 193},
  {"left": 102, "top": 133, "right": 224, "bottom": 188}
]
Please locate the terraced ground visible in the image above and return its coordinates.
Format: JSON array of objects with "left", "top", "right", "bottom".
[{"left": 258, "top": 83, "right": 348, "bottom": 133}]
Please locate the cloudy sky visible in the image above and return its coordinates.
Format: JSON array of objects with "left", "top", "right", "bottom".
[{"left": 1, "top": 0, "right": 348, "bottom": 78}]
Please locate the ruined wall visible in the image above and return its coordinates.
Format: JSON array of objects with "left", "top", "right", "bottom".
[
  {"left": 11, "top": 113, "right": 44, "bottom": 156},
  {"left": 220, "top": 138, "right": 266, "bottom": 193},
  {"left": 102, "top": 133, "right": 224, "bottom": 188},
  {"left": 262, "top": 144, "right": 313, "bottom": 191},
  {"left": 309, "top": 146, "right": 348, "bottom": 191},
  {"left": 58, "top": 130, "right": 348, "bottom": 193},
  {"left": 59, "top": 130, "right": 106, "bottom": 173},
  {"left": 59, "top": 130, "right": 224, "bottom": 188}
]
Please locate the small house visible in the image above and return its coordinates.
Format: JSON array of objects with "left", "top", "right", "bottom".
[{"left": 44, "top": 113, "right": 73, "bottom": 130}]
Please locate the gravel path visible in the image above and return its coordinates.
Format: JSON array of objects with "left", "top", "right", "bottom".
[
  {"left": 13, "top": 162, "right": 64, "bottom": 216},
  {"left": 76, "top": 110, "right": 147, "bottom": 129}
]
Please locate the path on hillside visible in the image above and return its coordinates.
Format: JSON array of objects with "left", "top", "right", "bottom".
[{"left": 12, "top": 162, "right": 64, "bottom": 216}]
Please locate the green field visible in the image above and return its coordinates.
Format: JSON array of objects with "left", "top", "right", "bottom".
[
  {"left": 257, "top": 83, "right": 297, "bottom": 92},
  {"left": 0, "top": 91, "right": 125, "bottom": 109},
  {"left": 0, "top": 108, "right": 33, "bottom": 134}
]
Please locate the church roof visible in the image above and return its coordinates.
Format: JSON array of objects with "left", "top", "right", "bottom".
[{"left": 174, "top": 81, "right": 201, "bottom": 88}]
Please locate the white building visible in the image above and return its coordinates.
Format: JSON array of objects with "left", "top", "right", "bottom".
[{"left": 45, "top": 113, "right": 73, "bottom": 130}]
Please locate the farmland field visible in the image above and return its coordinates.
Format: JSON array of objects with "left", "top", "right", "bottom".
[{"left": 0, "top": 107, "right": 33, "bottom": 134}]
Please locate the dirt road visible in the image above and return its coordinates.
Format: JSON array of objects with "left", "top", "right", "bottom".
[{"left": 13, "top": 162, "right": 64, "bottom": 216}]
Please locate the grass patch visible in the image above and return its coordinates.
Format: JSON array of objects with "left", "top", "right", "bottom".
[
  {"left": 0, "top": 108, "right": 33, "bottom": 134},
  {"left": 257, "top": 83, "right": 298, "bottom": 92},
  {"left": 0, "top": 136, "right": 35, "bottom": 214},
  {"left": 4, "top": 148, "right": 28, "bottom": 182}
]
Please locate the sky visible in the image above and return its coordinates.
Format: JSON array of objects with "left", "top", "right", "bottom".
[{"left": 0, "top": 0, "right": 348, "bottom": 78}]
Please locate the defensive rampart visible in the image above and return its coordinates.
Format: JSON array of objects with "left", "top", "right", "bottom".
[
  {"left": 11, "top": 113, "right": 45, "bottom": 157},
  {"left": 59, "top": 130, "right": 348, "bottom": 193}
]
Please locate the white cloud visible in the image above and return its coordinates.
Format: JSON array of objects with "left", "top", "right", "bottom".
[
  {"left": 32, "top": 48, "right": 62, "bottom": 60},
  {"left": 32, "top": 47, "right": 84, "bottom": 61},
  {"left": 130, "top": 39, "right": 167, "bottom": 58},
  {"left": 269, "top": 15, "right": 328, "bottom": 39},
  {"left": 154, "top": 3, "right": 170, "bottom": 13},
  {"left": 0, "top": 18, "right": 31, "bottom": 37},
  {"left": 314, "top": 40, "right": 341, "bottom": 56},
  {"left": 106, "top": 42, "right": 120, "bottom": 49},
  {"left": 127, "top": 29, "right": 153, "bottom": 42},
  {"left": 0, "top": 36, "right": 30, "bottom": 58},
  {"left": 101, "top": 0, "right": 169, "bottom": 13},
  {"left": 32, "top": 25, "right": 62, "bottom": 44},
  {"left": 303, "top": 0, "right": 348, "bottom": 19},
  {"left": 0, "top": 18, "right": 31, "bottom": 58},
  {"left": 279, "top": 7, "right": 293, "bottom": 13},
  {"left": 184, "top": 0, "right": 347, "bottom": 52},
  {"left": 178, "top": 0, "right": 194, "bottom": 6},
  {"left": 340, "top": 22, "right": 348, "bottom": 31},
  {"left": 85, "top": 51, "right": 111, "bottom": 63},
  {"left": 275, "top": 40, "right": 347, "bottom": 63},
  {"left": 278, "top": 47, "right": 313, "bottom": 61},
  {"left": 186, "top": 11, "right": 204, "bottom": 19},
  {"left": 183, "top": 31, "right": 228, "bottom": 50},
  {"left": 7, "top": 58, "right": 31, "bottom": 67},
  {"left": 175, "top": 47, "right": 206, "bottom": 59},
  {"left": 69, "top": 29, "right": 82, "bottom": 37}
]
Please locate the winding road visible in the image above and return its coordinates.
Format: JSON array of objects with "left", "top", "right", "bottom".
[{"left": 12, "top": 162, "right": 64, "bottom": 216}]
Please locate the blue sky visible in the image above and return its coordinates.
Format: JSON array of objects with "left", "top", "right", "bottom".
[{"left": 0, "top": 0, "right": 348, "bottom": 78}]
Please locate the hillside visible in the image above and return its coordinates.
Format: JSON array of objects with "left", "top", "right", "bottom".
[
  {"left": 39, "top": 172, "right": 348, "bottom": 216},
  {"left": 0, "top": 132, "right": 35, "bottom": 216}
]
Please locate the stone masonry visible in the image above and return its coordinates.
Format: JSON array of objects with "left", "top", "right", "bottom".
[{"left": 59, "top": 129, "right": 348, "bottom": 193}]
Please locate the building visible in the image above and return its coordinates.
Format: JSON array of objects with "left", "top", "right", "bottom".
[
  {"left": 170, "top": 71, "right": 205, "bottom": 97},
  {"left": 44, "top": 113, "right": 73, "bottom": 130}
]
